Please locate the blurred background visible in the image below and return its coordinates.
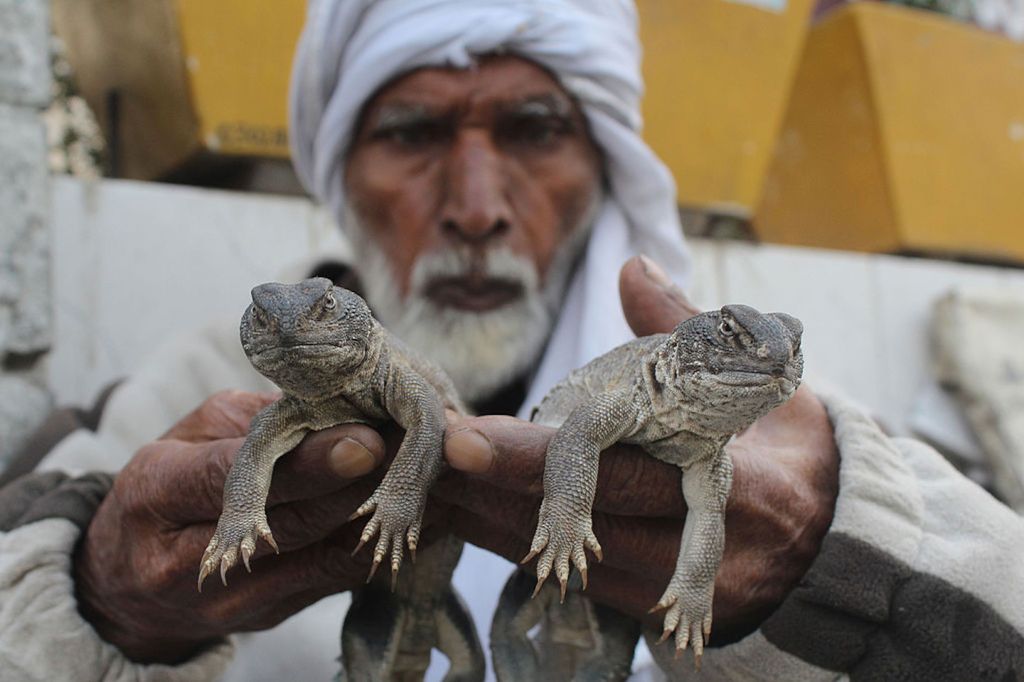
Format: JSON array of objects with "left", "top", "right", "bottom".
[{"left": 2, "top": 0, "right": 1024, "bottom": 512}]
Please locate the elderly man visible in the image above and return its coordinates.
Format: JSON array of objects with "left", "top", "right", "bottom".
[{"left": 1, "top": 1, "right": 1022, "bottom": 680}]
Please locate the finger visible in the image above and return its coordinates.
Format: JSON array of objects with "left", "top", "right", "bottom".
[
  {"left": 444, "top": 415, "right": 548, "bottom": 492},
  {"left": 161, "top": 390, "right": 280, "bottom": 442},
  {"left": 151, "top": 422, "right": 387, "bottom": 524},
  {"left": 442, "top": 416, "right": 684, "bottom": 516},
  {"left": 180, "top": 522, "right": 376, "bottom": 632},
  {"left": 451, "top": 510, "right": 764, "bottom": 633},
  {"left": 442, "top": 484, "right": 682, "bottom": 572},
  {"left": 619, "top": 255, "right": 701, "bottom": 337},
  {"left": 268, "top": 424, "right": 387, "bottom": 504},
  {"left": 449, "top": 514, "right": 669, "bottom": 624},
  {"left": 185, "top": 503, "right": 451, "bottom": 603}
]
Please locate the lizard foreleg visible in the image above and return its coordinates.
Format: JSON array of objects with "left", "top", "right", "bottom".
[
  {"left": 198, "top": 399, "right": 306, "bottom": 589},
  {"left": 652, "top": 448, "right": 732, "bottom": 667},
  {"left": 525, "top": 391, "right": 640, "bottom": 600}
]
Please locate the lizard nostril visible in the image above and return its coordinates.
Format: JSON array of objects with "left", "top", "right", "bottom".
[{"left": 252, "top": 306, "right": 269, "bottom": 329}]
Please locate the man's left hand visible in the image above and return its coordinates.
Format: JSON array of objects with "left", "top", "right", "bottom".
[{"left": 433, "top": 256, "right": 839, "bottom": 640}]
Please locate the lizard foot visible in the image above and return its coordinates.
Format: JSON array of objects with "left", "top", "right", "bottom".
[
  {"left": 650, "top": 577, "right": 714, "bottom": 670},
  {"left": 197, "top": 509, "right": 278, "bottom": 591},
  {"left": 521, "top": 506, "right": 602, "bottom": 603},
  {"left": 349, "top": 487, "right": 422, "bottom": 589}
]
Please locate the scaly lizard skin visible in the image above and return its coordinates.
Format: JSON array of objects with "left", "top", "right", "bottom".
[
  {"left": 518, "top": 304, "right": 803, "bottom": 671},
  {"left": 197, "top": 277, "right": 484, "bottom": 681}
]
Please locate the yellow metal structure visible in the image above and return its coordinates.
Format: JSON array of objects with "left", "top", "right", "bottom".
[
  {"left": 176, "top": 0, "right": 816, "bottom": 209},
  {"left": 56, "top": 0, "right": 814, "bottom": 199},
  {"left": 176, "top": 0, "right": 306, "bottom": 157},
  {"left": 637, "top": 0, "right": 815, "bottom": 213},
  {"left": 756, "top": 3, "right": 1024, "bottom": 260}
]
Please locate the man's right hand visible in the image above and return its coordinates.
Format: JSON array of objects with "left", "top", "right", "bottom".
[{"left": 73, "top": 390, "right": 392, "bottom": 664}]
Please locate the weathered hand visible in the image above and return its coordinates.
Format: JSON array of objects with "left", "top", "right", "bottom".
[
  {"left": 436, "top": 255, "right": 839, "bottom": 641},
  {"left": 73, "top": 390, "right": 401, "bottom": 664}
]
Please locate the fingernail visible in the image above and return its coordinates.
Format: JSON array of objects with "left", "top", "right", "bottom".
[
  {"left": 329, "top": 438, "right": 379, "bottom": 478},
  {"left": 445, "top": 428, "right": 495, "bottom": 474},
  {"left": 639, "top": 254, "right": 673, "bottom": 289}
]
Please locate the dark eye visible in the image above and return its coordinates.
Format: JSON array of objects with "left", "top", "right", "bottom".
[
  {"left": 374, "top": 121, "right": 449, "bottom": 149},
  {"left": 501, "top": 115, "right": 571, "bottom": 148},
  {"left": 323, "top": 293, "right": 337, "bottom": 310},
  {"left": 718, "top": 319, "right": 735, "bottom": 338}
]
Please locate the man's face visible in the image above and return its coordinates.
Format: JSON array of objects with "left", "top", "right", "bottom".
[{"left": 344, "top": 55, "right": 603, "bottom": 402}]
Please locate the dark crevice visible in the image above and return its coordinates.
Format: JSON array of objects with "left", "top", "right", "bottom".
[{"left": 2, "top": 350, "right": 48, "bottom": 372}]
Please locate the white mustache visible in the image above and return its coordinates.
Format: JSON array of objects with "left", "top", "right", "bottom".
[
  {"left": 409, "top": 247, "right": 540, "bottom": 295},
  {"left": 341, "top": 194, "right": 599, "bottom": 402}
]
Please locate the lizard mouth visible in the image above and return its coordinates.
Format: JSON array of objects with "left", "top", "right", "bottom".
[
  {"left": 716, "top": 371, "right": 798, "bottom": 393},
  {"left": 251, "top": 343, "right": 362, "bottom": 365}
]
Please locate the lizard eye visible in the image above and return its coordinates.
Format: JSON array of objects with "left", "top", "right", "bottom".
[
  {"left": 323, "top": 293, "right": 337, "bottom": 310},
  {"left": 718, "top": 319, "right": 736, "bottom": 338}
]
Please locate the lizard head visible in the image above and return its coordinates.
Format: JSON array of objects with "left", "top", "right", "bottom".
[
  {"left": 654, "top": 304, "right": 804, "bottom": 435},
  {"left": 240, "top": 278, "right": 377, "bottom": 395}
]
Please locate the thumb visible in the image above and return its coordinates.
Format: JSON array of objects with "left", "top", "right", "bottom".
[{"left": 619, "top": 255, "right": 701, "bottom": 336}]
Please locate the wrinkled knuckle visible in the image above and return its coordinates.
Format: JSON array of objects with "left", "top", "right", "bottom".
[
  {"left": 197, "top": 597, "right": 239, "bottom": 626},
  {"left": 788, "top": 485, "right": 832, "bottom": 555},
  {"left": 265, "top": 505, "right": 310, "bottom": 545},
  {"left": 201, "top": 443, "right": 236, "bottom": 510},
  {"left": 310, "top": 540, "right": 363, "bottom": 583},
  {"left": 114, "top": 446, "right": 167, "bottom": 515},
  {"left": 206, "top": 389, "right": 246, "bottom": 410},
  {"left": 148, "top": 552, "right": 190, "bottom": 593},
  {"left": 201, "top": 390, "right": 250, "bottom": 423},
  {"left": 132, "top": 441, "right": 164, "bottom": 466},
  {"left": 598, "top": 450, "right": 651, "bottom": 509}
]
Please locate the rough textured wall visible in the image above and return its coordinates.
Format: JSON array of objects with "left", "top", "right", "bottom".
[{"left": 0, "top": 0, "right": 54, "bottom": 468}]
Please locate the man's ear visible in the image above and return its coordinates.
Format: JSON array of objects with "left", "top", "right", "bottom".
[{"left": 618, "top": 255, "right": 700, "bottom": 337}]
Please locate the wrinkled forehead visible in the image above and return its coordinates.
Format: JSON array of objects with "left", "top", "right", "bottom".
[{"left": 351, "top": 54, "right": 585, "bottom": 138}]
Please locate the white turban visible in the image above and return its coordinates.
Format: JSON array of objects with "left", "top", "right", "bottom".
[{"left": 290, "top": 0, "right": 692, "bottom": 418}]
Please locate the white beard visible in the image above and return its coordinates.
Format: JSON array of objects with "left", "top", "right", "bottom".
[{"left": 344, "top": 204, "right": 595, "bottom": 404}]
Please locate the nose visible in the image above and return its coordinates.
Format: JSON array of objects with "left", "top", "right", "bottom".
[{"left": 440, "top": 131, "right": 511, "bottom": 243}]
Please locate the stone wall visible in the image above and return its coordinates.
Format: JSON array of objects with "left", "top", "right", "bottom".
[{"left": 0, "top": 0, "right": 54, "bottom": 467}]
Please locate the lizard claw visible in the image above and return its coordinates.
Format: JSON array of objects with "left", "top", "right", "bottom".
[
  {"left": 197, "top": 562, "right": 213, "bottom": 593},
  {"left": 367, "top": 555, "right": 382, "bottom": 584},
  {"left": 260, "top": 528, "right": 279, "bottom": 554},
  {"left": 654, "top": 576, "right": 714, "bottom": 669},
  {"left": 348, "top": 494, "right": 378, "bottom": 521},
  {"left": 240, "top": 539, "right": 255, "bottom": 572},
  {"left": 351, "top": 537, "right": 367, "bottom": 557},
  {"left": 351, "top": 484, "right": 425, "bottom": 584},
  {"left": 524, "top": 508, "right": 599, "bottom": 602},
  {"left": 520, "top": 547, "right": 541, "bottom": 564},
  {"left": 219, "top": 548, "right": 237, "bottom": 587},
  {"left": 197, "top": 511, "right": 271, "bottom": 592},
  {"left": 406, "top": 526, "right": 420, "bottom": 561}
]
